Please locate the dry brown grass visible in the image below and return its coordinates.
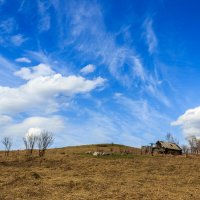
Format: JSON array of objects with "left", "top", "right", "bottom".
[{"left": 0, "top": 144, "right": 200, "bottom": 200}]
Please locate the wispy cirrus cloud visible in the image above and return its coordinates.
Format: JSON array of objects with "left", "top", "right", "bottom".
[
  {"left": 13, "top": 1, "right": 169, "bottom": 107},
  {"left": 59, "top": 93, "right": 172, "bottom": 147},
  {"left": 70, "top": 2, "right": 151, "bottom": 87},
  {"left": 0, "top": 18, "right": 17, "bottom": 34},
  {"left": 0, "top": 18, "right": 22, "bottom": 47},
  {"left": 0, "top": 17, "right": 26, "bottom": 47},
  {"left": 15, "top": 57, "right": 31, "bottom": 63},
  {"left": 114, "top": 93, "right": 171, "bottom": 136},
  {"left": 0, "top": 56, "right": 21, "bottom": 86},
  {"left": 143, "top": 18, "right": 158, "bottom": 54},
  {"left": 11, "top": 34, "right": 26, "bottom": 46},
  {"left": 37, "top": 0, "right": 51, "bottom": 32},
  {"left": 0, "top": 55, "right": 16, "bottom": 71},
  {"left": 62, "top": 1, "right": 170, "bottom": 106}
]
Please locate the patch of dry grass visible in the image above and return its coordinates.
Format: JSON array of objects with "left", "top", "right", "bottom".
[{"left": 0, "top": 144, "right": 200, "bottom": 199}]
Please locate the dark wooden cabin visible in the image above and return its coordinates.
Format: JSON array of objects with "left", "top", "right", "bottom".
[{"left": 153, "top": 141, "right": 182, "bottom": 155}]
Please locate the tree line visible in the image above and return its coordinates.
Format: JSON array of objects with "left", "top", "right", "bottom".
[
  {"left": 1, "top": 130, "right": 54, "bottom": 157},
  {"left": 2, "top": 131, "right": 200, "bottom": 156}
]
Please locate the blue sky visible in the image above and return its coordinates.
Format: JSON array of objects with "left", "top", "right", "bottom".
[{"left": 1, "top": 0, "right": 200, "bottom": 148}]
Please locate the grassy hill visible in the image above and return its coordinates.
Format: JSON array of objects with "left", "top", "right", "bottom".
[{"left": 0, "top": 144, "right": 200, "bottom": 199}]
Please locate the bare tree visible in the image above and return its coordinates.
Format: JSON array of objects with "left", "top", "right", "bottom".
[
  {"left": 166, "top": 133, "right": 179, "bottom": 144},
  {"left": 2, "top": 137, "right": 12, "bottom": 156},
  {"left": 23, "top": 134, "right": 38, "bottom": 155},
  {"left": 187, "top": 136, "right": 198, "bottom": 154},
  {"left": 37, "top": 131, "right": 54, "bottom": 157}
]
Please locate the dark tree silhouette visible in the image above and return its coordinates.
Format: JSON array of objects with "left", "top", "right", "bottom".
[
  {"left": 2, "top": 137, "right": 12, "bottom": 156},
  {"left": 37, "top": 131, "right": 54, "bottom": 157},
  {"left": 23, "top": 134, "right": 38, "bottom": 155}
]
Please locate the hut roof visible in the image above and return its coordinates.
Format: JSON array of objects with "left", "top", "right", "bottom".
[{"left": 156, "top": 141, "right": 182, "bottom": 151}]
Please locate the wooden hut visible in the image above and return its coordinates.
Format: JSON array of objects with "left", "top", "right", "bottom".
[{"left": 153, "top": 141, "right": 182, "bottom": 155}]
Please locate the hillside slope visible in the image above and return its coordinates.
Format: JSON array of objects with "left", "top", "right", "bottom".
[{"left": 0, "top": 144, "right": 199, "bottom": 200}]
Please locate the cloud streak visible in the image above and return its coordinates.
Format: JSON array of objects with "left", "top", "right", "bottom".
[
  {"left": 143, "top": 18, "right": 158, "bottom": 54},
  {"left": 15, "top": 57, "right": 31, "bottom": 63}
]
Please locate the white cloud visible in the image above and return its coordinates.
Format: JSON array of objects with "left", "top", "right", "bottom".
[
  {"left": 144, "top": 18, "right": 158, "bottom": 54},
  {"left": 25, "top": 128, "right": 42, "bottom": 138},
  {"left": 171, "top": 106, "right": 200, "bottom": 138},
  {"left": 15, "top": 57, "right": 31, "bottom": 63},
  {"left": 5, "top": 116, "right": 65, "bottom": 137},
  {"left": 80, "top": 64, "right": 95, "bottom": 74},
  {"left": 11, "top": 34, "right": 26, "bottom": 46},
  {"left": 0, "top": 64, "right": 105, "bottom": 115},
  {"left": 15, "top": 63, "right": 55, "bottom": 80}
]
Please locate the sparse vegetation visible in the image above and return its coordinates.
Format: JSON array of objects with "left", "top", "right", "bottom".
[
  {"left": 0, "top": 144, "right": 200, "bottom": 199},
  {"left": 0, "top": 137, "right": 200, "bottom": 199}
]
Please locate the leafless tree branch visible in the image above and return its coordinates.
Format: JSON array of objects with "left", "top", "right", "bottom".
[
  {"left": 2, "top": 137, "right": 12, "bottom": 156},
  {"left": 37, "top": 131, "right": 54, "bottom": 157}
]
